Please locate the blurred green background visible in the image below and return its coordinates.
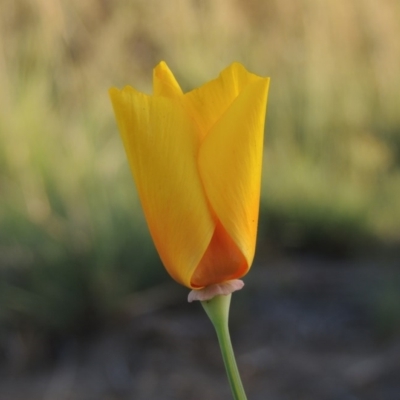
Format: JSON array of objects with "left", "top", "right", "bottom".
[{"left": 0, "top": 0, "right": 400, "bottom": 387}]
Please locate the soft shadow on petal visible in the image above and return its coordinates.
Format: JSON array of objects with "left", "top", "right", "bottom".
[
  {"left": 109, "top": 87, "right": 214, "bottom": 288},
  {"left": 198, "top": 76, "right": 270, "bottom": 268},
  {"left": 188, "top": 279, "right": 245, "bottom": 302},
  {"left": 190, "top": 221, "right": 247, "bottom": 288},
  {"left": 183, "top": 63, "right": 261, "bottom": 140}
]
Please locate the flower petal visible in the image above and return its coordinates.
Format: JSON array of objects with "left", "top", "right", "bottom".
[
  {"left": 198, "top": 75, "right": 270, "bottom": 269},
  {"left": 190, "top": 221, "right": 247, "bottom": 288},
  {"left": 153, "top": 62, "right": 183, "bottom": 98},
  {"left": 183, "top": 63, "right": 262, "bottom": 140},
  {"left": 109, "top": 86, "right": 215, "bottom": 288}
]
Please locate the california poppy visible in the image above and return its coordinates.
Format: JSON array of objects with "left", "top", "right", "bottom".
[{"left": 109, "top": 62, "right": 270, "bottom": 290}]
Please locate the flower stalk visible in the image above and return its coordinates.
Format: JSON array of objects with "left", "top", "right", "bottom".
[{"left": 201, "top": 294, "right": 247, "bottom": 400}]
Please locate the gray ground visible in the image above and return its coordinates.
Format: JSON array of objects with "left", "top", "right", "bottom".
[{"left": 1, "top": 257, "right": 399, "bottom": 400}]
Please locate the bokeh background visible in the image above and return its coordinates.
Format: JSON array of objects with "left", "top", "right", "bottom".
[{"left": 1, "top": 1, "right": 400, "bottom": 399}]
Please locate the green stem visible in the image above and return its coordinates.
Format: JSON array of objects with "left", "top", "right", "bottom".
[{"left": 201, "top": 294, "right": 248, "bottom": 400}]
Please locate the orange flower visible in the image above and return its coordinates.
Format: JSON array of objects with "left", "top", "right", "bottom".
[{"left": 109, "top": 62, "right": 270, "bottom": 289}]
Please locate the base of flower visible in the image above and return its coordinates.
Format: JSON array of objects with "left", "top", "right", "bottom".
[{"left": 187, "top": 279, "right": 244, "bottom": 302}]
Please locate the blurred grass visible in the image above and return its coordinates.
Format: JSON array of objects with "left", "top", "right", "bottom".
[{"left": 0, "top": 0, "right": 400, "bottom": 336}]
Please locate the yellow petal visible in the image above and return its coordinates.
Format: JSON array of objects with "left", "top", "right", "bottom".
[
  {"left": 153, "top": 61, "right": 183, "bottom": 98},
  {"left": 109, "top": 86, "right": 215, "bottom": 288},
  {"left": 183, "top": 63, "right": 262, "bottom": 141},
  {"left": 197, "top": 75, "right": 270, "bottom": 271}
]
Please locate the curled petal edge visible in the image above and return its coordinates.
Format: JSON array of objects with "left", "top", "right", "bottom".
[{"left": 187, "top": 280, "right": 245, "bottom": 303}]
